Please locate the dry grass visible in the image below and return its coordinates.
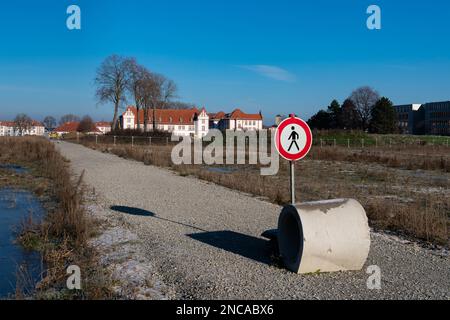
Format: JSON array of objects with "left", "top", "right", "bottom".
[
  {"left": 0, "top": 137, "right": 113, "bottom": 299},
  {"left": 365, "top": 197, "right": 448, "bottom": 243},
  {"left": 309, "top": 146, "right": 450, "bottom": 172},
  {"left": 0, "top": 137, "right": 90, "bottom": 245},
  {"left": 77, "top": 137, "right": 449, "bottom": 246}
]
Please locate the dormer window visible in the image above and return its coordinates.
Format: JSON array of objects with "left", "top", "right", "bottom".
[
  {"left": 180, "top": 117, "right": 183, "bottom": 123},
  {"left": 169, "top": 117, "right": 172, "bottom": 123}
]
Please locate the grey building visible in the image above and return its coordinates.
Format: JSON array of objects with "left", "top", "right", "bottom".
[
  {"left": 394, "top": 104, "right": 422, "bottom": 135},
  {"left": 394, "top": 101, "right": 450, "bottom": 136},
  {"left": 423, "top": 101, "right": 450, "bottom": 136}
]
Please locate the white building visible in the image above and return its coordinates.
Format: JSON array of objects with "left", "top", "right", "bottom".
[
  {"left": 0, "top": 120, "right": 45, "bottom": 136},
  {"left": 28, "top": 121, "right": 45, "bottom": 136},
  {"left": 95, "top": 122, "right": 112, "bottom": 134},
  {"left": 0, "top": 121, "right": 15, "bottom": 136},
  {"left": 121, "top": 106, "right": 209, "bottom": 138},
  {"left": 210, "top": 109, "right": 263, "bottom": 131},
  {"left": 53, "top": 122, "right": 80, "bottom": 136}
]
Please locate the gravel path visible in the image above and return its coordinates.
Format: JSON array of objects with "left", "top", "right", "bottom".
[{"left": 56, "top": 141, "right": 449, "bottom": 300}]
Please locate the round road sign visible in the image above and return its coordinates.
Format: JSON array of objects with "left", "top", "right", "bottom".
[{"left": 275, "top": 116, "right": 313, "bottom": 161}]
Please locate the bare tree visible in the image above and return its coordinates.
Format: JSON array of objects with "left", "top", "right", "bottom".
[
  {"left": 60, "top": 114, "right": 80, "bottom": 125},
  {"left": 78, "top": 115, "right": 95, "bottom": 133},
  {"left": 125, "top": 59, "right": 150, "bottom": 131},
  {"left": 43, "top": 116, "right": 56, "bottom": 129},
  {"left": 95, "top": 55, "right": 129, "bottom": 131},
  {"left": 150, "top": 74, "right": 177, "bottom": 130},
  {"left": 138, "top": 72, "right": 160, "bottom": 132},
  {"left": 166, "top": 101, "right": 196, "bottom": 110},
  {"left": 14, "top": 113, "right": 33, "bottom": 136},
  {"left": 135, "top": 72, "right": 177, "bottom": 132},
  {"left": 349, "top": 86, "right": 380, "bottom": 131}
]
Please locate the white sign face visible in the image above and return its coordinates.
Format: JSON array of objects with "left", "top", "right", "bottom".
[
  {"left": 275, "top": 116, "right": 313, "bottom": 161},
  {"left": 279, "top": 123, "right": 307, "bottom": 155}
]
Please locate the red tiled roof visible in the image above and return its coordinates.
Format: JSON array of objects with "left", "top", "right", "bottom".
[
  {"left": 88, "top": 126, "right": 102, "bottom": 133},
  {"left": 54, "top": 122, "right": 103, "bottom": 133},
  {"left": 95, "top": 121, "right": 111, "bottom": 127},
  {"left": 0, "top": 120, "right": 44, "bottom": 127},
  {"left": 31, "top": 120, "right": 44, "bottom": 127},
  {"left": 0, "top": 121, "right": 15, "bottom": 127},
  {"left": 54, "top": 122, "right": 80, "bottom": 133},
  {"left": 228, "top": 109, "right": 263, "bottom": 120},
  {"left": 124, "top": 106, "right": 200, "bottom": 125},
  {"left": 209, "top": 111, "right": 225, "bottom": 120}
]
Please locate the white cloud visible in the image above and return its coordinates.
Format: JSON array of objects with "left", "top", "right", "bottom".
[{"left": 239, "top": 65, "right": 296, "bottom": 82}]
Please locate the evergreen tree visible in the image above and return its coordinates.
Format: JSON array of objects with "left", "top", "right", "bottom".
[
  {"left": 307, "top": 110, "right": 332, "bottom": 130},
  {"left": 327, "top": 100, "right": 342, "bottom": 129},
  {"left": 340, "top": 99, "right": 361, "bottom": 129},
  {"left": 369, "top": 97, "right": 397, "bottom": 134}
]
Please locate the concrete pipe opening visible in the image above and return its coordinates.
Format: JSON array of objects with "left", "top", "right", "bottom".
[
  {"left": 278, "top": 207, "right": 303, "bottom": 271},
  {"left": 277, "top": 199, "right": 370, "bottom": 274}
]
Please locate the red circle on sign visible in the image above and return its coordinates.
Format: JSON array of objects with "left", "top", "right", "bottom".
[{"left": 275, "top": 117, "right": 313, "bottom": 161}]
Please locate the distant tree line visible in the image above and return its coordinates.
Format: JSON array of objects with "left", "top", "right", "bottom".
[
  {"left": 59, "top": 114, "right": 80, "bottom": 125},
  {"left": 307, "top": 86, "right": 398, "bottom": 134},
  {"left": 43, "top": 114, "right": 102, "bottom": 133}
]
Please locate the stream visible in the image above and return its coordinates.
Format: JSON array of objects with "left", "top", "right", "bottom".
[{"left": 0, "top": 165, "right": 45, "bottom": 299}]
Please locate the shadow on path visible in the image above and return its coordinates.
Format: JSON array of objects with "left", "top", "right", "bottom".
[
  {"left": 110, "top": 205, "right": 155, "bottom": 217},
  {"left": 110, "top": 206, "right": 274, "bottom": 264},
  {"left": 110, "top": 205, "right": 207, "bottom": 232},
  {"left": 188, "top": 231, "right": 272, "bottom": 264}
]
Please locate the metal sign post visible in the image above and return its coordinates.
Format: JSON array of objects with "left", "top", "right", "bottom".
[
  {"left": 290, "top": 161, "right": 295, "bottom": 205},
  {"left": 275, "top": 115, "right": 313, "bottom": 206}
]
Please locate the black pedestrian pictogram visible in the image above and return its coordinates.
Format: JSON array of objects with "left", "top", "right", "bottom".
[{"left": 288, "top": 126, "right": 300, "bottom": 152}]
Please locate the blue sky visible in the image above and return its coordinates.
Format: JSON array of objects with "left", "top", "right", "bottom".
[{"left": 0, "top": 0, "right": 449, "bottom": 124}]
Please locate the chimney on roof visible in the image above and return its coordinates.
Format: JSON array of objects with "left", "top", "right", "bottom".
[{"left": 275, "top": 115, "right": 283, "bottom": 126}]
